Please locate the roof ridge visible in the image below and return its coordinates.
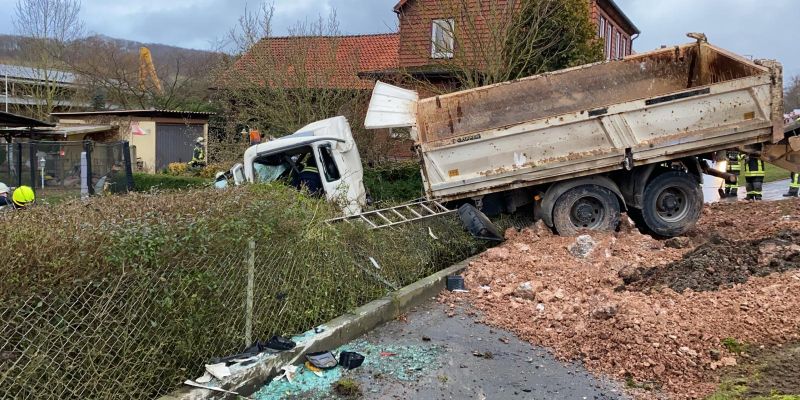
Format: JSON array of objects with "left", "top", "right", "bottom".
[{"left": 258, "top": 32, "right": 399, "bottom": 41}]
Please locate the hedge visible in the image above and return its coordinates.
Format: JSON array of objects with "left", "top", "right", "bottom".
[{"left": 132, "top": 172, "right": 209, "bottom": 192}]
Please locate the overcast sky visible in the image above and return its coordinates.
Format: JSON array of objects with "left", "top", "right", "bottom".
[{"left": 0, "top": 0, "right": 797, "bottom": 77}]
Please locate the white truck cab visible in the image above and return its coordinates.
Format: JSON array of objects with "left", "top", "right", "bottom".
[{"left": 238, "top": 116, "right": 367, "bottom": 216}]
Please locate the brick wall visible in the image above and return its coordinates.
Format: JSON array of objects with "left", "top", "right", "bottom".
[{"left": 397, "top": 0, "right": 638, "bottom": 68}]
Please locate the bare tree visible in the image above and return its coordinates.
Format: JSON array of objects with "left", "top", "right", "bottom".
[
  {"left": 785, "top": 75, "right": 800, "bottom": 114},
  {"left": 211, "top": 3, "right": 366, "bottom": 163},
  {"left": 13, "top": 0, "right": 84, "bottom": 119},
  {"left": 68, "top": 36, "right": 217, "bottom": 111}
]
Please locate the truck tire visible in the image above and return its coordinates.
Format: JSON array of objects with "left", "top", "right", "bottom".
[
  {"left": 640, "top": 171, "right": 702, "bottom": 237},
  {"left": 552, "top": 185, "right": 620, "bottom": 236}
]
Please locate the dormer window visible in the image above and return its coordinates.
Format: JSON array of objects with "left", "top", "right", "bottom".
[{"left": 431, "top": 19, "right": 454, "bottom": 59}]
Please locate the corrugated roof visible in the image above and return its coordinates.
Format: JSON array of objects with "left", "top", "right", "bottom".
[
  {"left": 51, "top": 109, "right": 215, "bottom": 119},
  {"left": 0, "top": 111, "right": 55, "bottom": 128},
  {"left": 0, "top": 63, "right": 78, "bottom": 85},
  {"left": 225, "top": 33, "right": 400, "bottom": 90}
]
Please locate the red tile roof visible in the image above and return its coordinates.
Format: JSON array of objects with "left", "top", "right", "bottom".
[{"left": 226, "top": 33, "right": 400, "bottom": 90}]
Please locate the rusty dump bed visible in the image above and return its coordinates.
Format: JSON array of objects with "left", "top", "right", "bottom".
[
  {"left": 409, "top": 41, "right": 793, "bottom": 201},
  {"left": 416, "top": 43, "right": 769, "bottom": 144}
]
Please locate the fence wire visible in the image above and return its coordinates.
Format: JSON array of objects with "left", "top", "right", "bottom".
[{"left": 0, "top": 213, "right": 478, "bottom": 399}]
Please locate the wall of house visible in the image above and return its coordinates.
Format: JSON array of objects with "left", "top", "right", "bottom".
[
  {"left": 397, "top": 0, "right": 515, "bottom": 68},
  {"left": 590, "top": 0, "right": 637, "bottom": 60},
  {"left": 397, "top": 0, "right": 637, "bottom": 68}
]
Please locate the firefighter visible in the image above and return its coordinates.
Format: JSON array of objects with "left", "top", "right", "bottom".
[
  {"left": 784, "top": 172, "right": 800, "bottom": 198},
  {"left": 11, "top": 185, "right": 35, "bottom": 209},
  {"left": 719, "top": 151, "right": 743, "bottom": 199},
  {"left": 744, "top": 155, "right": 765, "bottom": 201},
  {"left": 189, "top": 137, "right": 206, "bottom": 168}
]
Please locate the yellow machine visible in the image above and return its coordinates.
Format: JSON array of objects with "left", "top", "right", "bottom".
[{"left": 138, "top": 47, "right": 163, "bottom": 95}]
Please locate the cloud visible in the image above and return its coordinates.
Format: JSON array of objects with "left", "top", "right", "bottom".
[{"left": 616, "top": 0, "right": 800, "bottom": 78}]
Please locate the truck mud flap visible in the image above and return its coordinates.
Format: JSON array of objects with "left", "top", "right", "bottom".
[{"left": 457, "top": 204, "right": 505, "bottom": 242}]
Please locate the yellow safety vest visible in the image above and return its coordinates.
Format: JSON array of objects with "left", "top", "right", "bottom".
[{"left": 744, "top": 159, "right": 765, "bottom": 178}]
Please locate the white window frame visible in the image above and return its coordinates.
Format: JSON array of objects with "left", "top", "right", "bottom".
[
  {"left": 605, "top": 25, "right": 613, "bottom": 60},
  {"left": 431, "top": 18, "right": 455, "bottom": 59},
  {"left": 622, "top": 37, "right": 628, "bottom": 57},
  {"left": 615, "top": 31, "right": 621, "bottom": 59},
  {"left": 599, "top": 16, "right": 606, "bottom": 38}
]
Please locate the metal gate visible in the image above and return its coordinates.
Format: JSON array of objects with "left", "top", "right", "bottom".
[{"left": 155, "top": 124, "right": 203, "bottom": 171}]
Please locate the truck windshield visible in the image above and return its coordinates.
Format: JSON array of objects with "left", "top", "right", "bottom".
[{"left": 254, "top": 163, "right": 288, "bottom": 183}]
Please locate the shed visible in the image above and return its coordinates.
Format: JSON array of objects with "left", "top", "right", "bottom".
[{"left": 51, "top": 110, "right": 214, "bottom": 172}]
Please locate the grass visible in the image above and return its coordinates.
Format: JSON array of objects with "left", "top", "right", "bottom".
[
  {"left": 723, "top": 338, "right": 748, "bottom": 355},
  {"left": 332, "top": 378, "right": 362, "bottom": 398},
  {"left": 763, "top": 164, "right": 792, "bottom": 184}
]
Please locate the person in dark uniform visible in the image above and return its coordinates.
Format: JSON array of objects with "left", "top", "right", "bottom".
[
  {"left": 784, "top": 172, "right": 800, "bottom": 198},
  {"left": 744, "top": 155, "right": 765, "bottom": 201},
  {"left": 291, "top": 155, "right": 323, "bottom": 197}
]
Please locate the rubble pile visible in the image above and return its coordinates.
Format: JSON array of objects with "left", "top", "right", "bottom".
[{"left": 443, "top": 200, "right": 800, "bottom": 399}]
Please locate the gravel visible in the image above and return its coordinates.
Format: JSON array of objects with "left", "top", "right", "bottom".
[{"left": 441, "top": 199, "right": 800, "bottom": 399}]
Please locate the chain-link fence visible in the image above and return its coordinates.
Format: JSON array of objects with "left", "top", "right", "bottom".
[
  {"left": 0, "top": 186, "right": 481, "bottom": 399},
  {"left": 0, "top": 140, "right": 133, "bottom": 201}
]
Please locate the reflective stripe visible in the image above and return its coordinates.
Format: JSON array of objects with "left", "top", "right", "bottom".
[
  {"left": 791, "top": 173, "right": 800, "bottom": 189},
  {"left": 303, "top": 166, "right": 319, "bottom": 173},
  {"left": 744, "top": 159, "right": 765, "bottom": 178}
]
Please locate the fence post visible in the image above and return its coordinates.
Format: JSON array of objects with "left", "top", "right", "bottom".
[
  {"left": 245, "top": 238, "right": 256, "bottom": 347},
  {"left": 15, "top": 142, "right": 21, "bottom": 187},
  {"left": 80, "top": 152, "right": 89, "bottom": 200},
  {"left": 83, "top": 141, "right": 94, "bottom": 195},
  {"left": 28, "top": 142, "right": 36, "bottom": 189},
  {"left": 121, "top": 141, "right": 134, "bottom": 192}
]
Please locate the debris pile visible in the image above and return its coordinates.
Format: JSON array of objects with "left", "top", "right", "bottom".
[{"left": 443, "top": 200, "right": 800, "bottom": 399}]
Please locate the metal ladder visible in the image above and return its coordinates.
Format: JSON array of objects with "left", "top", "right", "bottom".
[{"left": 326, "top": 200, "right": 455, "bottom": 229}]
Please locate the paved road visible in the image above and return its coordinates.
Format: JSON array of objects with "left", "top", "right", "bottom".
[
  {"left": 345, "top": 301, "right": 626, "bottom": 400},
  {"left": 703, "top": 177, "right": 792, "bottom": 203}
]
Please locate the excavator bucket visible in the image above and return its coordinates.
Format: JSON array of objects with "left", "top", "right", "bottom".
[{"left": 762, "top": 120, "right": 800, "bottom": 173}]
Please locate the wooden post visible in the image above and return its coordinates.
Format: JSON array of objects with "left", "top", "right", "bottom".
[{"left": 245, "top": 238, "right": 255, "bottom": 346}]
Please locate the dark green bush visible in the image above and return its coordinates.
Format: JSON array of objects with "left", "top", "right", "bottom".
[
  {"left": 132, "top": 172, "right": 209, "bottom": 192},
  {"left": 363, "top": 161, "right": 424, "bottom": 204}
]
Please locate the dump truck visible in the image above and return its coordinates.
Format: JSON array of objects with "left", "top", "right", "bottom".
[{"left": 227, "top": 36, "right": 800, "bottom": 237}]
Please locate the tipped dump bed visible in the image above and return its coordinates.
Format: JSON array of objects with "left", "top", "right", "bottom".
[
  {"left": 405, "top": 41, "right": 789, "bottom": 201},
  {"left": 416, "top": 43, "right": 769, "bottom": 145}
]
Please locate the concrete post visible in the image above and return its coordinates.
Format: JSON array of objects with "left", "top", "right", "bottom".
[{"left": 245, "top": 238, "right": 256, "bottom": 346}]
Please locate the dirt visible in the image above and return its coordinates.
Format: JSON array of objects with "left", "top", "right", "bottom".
[
  {"left": 440, "top": 199, "right": 800, "bottom": 399},
  {"left": 626, "top": 231, "right": 800, "bottom": 293}
]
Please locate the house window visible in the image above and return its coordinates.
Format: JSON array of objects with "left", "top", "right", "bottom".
[
  {"left": 622, "top": 37, "right": 629, "bottom": 57},
  {"left": 599, "top": 16, "right": 606, "bottom": 38},
  {"left": 605, "top": 25, "right": 613, "bottom": 60},
  {"left": 615, "top": 31, "right": 621, "bottom": 59},
  {"left": 431, "top": 19, "right": 455, "bottom": 59}
]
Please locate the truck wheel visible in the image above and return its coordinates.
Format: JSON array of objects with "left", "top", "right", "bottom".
[
  {"left": 552, "top": 185, "right": 620, "bottom": 236},
  {"left": 641, "top": 171, "right": 702, "bottom": 237}
]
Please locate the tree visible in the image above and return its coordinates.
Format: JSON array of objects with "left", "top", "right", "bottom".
[
  {"left": 67, "top": 36, "right": 217, "bottom": 111},
  {"left": 401, "top": 0, "right": 603, "bottom": 91},
  {"left": 211, "top": 2, "right": 367, "bottom": 163},
  {"left": 785, "top": 75, "right": 800, "bottom": 113},
  {"left": 13, "top": 0, "right": 84, "bottom": 119}
]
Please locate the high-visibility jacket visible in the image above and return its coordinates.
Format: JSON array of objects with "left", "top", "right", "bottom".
[
  {"left": 726, "top": 152, "right": 743, "bottom": 173},
  {"left": 791, "top": 172, "right": 800, "bottom": 189},
  {"left": 744, "top": 158, "right": 765, "bottom": 178},
  {"left": 191, "top": 145, "right": 205, "bottom": 164}
]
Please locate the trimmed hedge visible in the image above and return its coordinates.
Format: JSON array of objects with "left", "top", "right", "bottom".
[
  {"left": 0, "top": 184, "right": 482, "bottom": 399},
  {"left": 133, "top": 172, "right": 209, "bottom": 192}
]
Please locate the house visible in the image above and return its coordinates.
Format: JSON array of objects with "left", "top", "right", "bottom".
[
  {"left": 229, "top": 0, "right": 638, "bottom": 160},
  {"left": 52, "top": 110, "right": 213, "bottom": 172},
  {"left": 393, "top": 0, "right": 639, "bottom": 76}
]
